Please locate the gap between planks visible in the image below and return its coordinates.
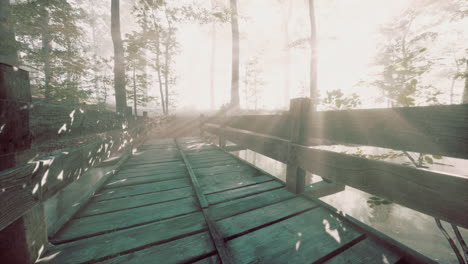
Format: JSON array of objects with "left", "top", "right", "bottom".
[{"left": 175, "top": 138, "right": 235, "bottom": 264}]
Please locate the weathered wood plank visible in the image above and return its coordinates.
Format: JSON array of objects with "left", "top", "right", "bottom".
[
  {"left": 100, "top": 232, "right": 215, "bottom": 264},
  {"left": 77, "top": 187, "right": 194, "bottom": 217},
  {"left": 294, "top": 144, "right": 468, "bottom": 229},
  {"left": 93, "top": 178, "right": 191, "bottom": 201},
  {"left": 113, "top": 168, "right": 187, "bottom": 179},
  {"left": 306, "top": 104, "right": 468, "bottom": 159},
  {"left": 217, "top": 197, "right": 319, "bottom": 239},
  {"left": 208, "top": 188, "right": 295, "bottom": 221},
  {"left": 53, "top": 197, "right": 198, "bottom": 243},
  {"left": 117, "top": 161, "right": 185, "bottom": 173},
  {"left": 213, "top": 114, "right": 290, "bottom": 139},
  {"left": 104, "top": 172, "right": 187, "bottom": 189},
  {"left": 202, "top": 124, "right": 468, "bottom": 227},
  {"left": 38, "top": 213, "right": 206, "bottom": 264},
  {"left": 203, "top": 123, "right": 289, "bottom": 163},
  {"left": 192, "top": 255, "right": 221, "bottom": 264},
  {"left": 207, "top": 181, "right": 284, "bottom": 205},
  {"left": 194, "top": 164, "right": 254, "bottom": 177},
  {"left": 324, "top": 237, "right": 402, "bottom": 264},
  {"left": 201, "top": 175, "right": 274, "bottom": 194},
  {"left": 190, "top": 159, "right": 240, "bottom": 169},
  {"left": 175, "top": 139, "right": 209, "bottom": 208},
  {"left": 227, "top": 207, "right": 364, "bottom": 264}
]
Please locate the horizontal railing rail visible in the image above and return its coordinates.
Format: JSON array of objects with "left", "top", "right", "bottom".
[
  {"left": 0, "top": 120, "right": 152, "bottom": 231},
  {"left": 201, "top": 99, "right": 468, "bottom": 229}
]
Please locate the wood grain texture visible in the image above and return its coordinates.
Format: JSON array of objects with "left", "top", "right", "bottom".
[
  {"left": 104, "top": 172, "right": 186, "bottom": 189},
  {"left": 175, "top": 139, "right": 209, "bottom": 208},
  {"left": 39, "top": 213, "right": 207, "bottom": 264},
  {"left": 77, "top": 187, "right": 194, "bottom": 217},
  {"left": 201, "top": 175, "right": 274, "bottom": 194},
  {"left": 53, "top": 197, "right": 198, "bottom": 243},
  {"left": 217, "top": 197, "right": 318, "bottom": 239},
  {"left": 208, "top": 188, "right": 295, "bottom": 221},
  {"left": 207, "top": 181, "right": 284, "bottom": 205},
  {"left": 99, "top": 232, "right": 215, "bottom": 264},
  {"left": 227, "top": 207, "right": 364, "bottom": 264},
  {"left": 203, "top": 123, "right": 289, "bottom": 163},
  {"left": 305, "top": 104, "right": 468, "bottom": 159},
  {"left": 94, "top": 178, "right": 191, "bottom": 201},
  {"left": 294, "top": 144, "right": 468, "bottom": 228}
]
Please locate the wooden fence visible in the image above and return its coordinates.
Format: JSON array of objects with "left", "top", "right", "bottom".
[
  {"left": 0, "top": 121, "right": 151, "bottom": 232},
  {"left": 201, "top": 98, "right": 468, "bottom": 229}
]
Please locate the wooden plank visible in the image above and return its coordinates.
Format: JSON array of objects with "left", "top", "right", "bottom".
[
  {"left": 203, "top": 123, "right": 289, "bottom": 163},
  {"left": 194, "top": 164, "right": 254, "bottom": 177},
  {"left": 113, "top": 168, "right": 187, "bottom": 179},
  {"left": 217, "top": 197, "right": 319, "bottom": 239},
  {"left": 124, "top": 157, "right": 181, "bottom": 166},
  {"left": 190, "top": 159, "right": 240, "bottom": 169},
  {"left": 77, "top": 187, "right": 194, "bottom": 217},
  {"left": 193, "top": 255, "right": 221, "bottom": 264},
  {"left": 93, "top": 178, "right": 191, "bottom": 202},
  {"left": 324, "top": 238, "right": 402, "bottom": 264},
  {"left": 104, "top": 172, "right": 187, "bottom": 189},
  {"left": 207, "top": 181, "right": 284, "bottom": 205},
  {"left": 99, "top": 232, "right": 215, "bottom": 264},
  {"left": 294, "top": 144, "right": 468, "bottom": 229},
  {"left": 305, "top": 104, "right": 468, "bottom": 159},
  {"left": 227, "top": 207, "right": 364, "bottom": 264},
  {"left": 53, "top": 197, "right": 198, "bottom": 243},
  {"left": 116, "top": 165, "right": 186, "bottom": 177},
  {"left": 202, "top": 175, "right": 274, "bottom": 194},
  {"left": 216, "top": 114, "right": 290, "bottom": 139},
  {"left": 118, "top": 161, "right": 185, "bottom": 173},
  {"left": 38, "top": 213, "right": 207, "bottom": 264},
  {"left": 208, "top": 188, "right": 295, "bottom": 221},
  {"left": 175, "top": 139, "right": 209, "bottom": 208}
]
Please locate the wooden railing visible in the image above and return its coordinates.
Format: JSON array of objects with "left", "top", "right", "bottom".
[
  {"left": 0, "top": 120, "right": 151, "bottom": 232},
  {"left": 201, "top": 98, "right": 468, "bottom": 229}
]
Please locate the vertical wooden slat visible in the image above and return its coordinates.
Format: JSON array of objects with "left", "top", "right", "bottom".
[{"left": 285, "top": 98, "right": 311, "bottom": 193}]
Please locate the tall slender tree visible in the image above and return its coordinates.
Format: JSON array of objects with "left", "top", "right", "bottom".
[
  {"left": 0, "top": 0, "right": 18, "bottom": 65},
  {"left": 111, "top": 0, "right": 127, "bottom": 114},
  {"left": 463, "top": 60, "right": 468, "bottom": 104},
  {"left": 209, "top": 0, "right": 218, "bottom": 109},
  {"left": 230, "top": 0, "right": 240, "bottom": 108},
  {"left": 309, "top": 0, "right": 318, "bottom": 103}
]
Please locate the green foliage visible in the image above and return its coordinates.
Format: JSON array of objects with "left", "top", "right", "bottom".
[
  {"left": 321, "top": 89, "right": 361, "bottom": 110},
  {"left": 12, "top": 0, "right": 90, "bottom": 103}
]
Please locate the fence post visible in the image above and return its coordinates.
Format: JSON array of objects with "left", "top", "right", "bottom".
[
  {"left": 285, "top": 98, "right": 311, "bottom": 194},
  {"left": 0, "top": 63, "right": 48, "bottom": 263},
  {"left": 219, "top": 113, "right": 227, "bottom": 149}
]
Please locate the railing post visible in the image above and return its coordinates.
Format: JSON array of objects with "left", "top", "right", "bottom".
[
  {"left": 285, "top": 98, "right": 311, "bottom": 194},
  {"left": 219, "top": 113, "right": 227, "bottom": 149},
  {"left": 0, "top": 63, "right": 47, "bottom": 263}
]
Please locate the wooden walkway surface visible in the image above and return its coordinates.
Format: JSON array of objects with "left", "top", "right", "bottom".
[{"left": 37, "top": 137, "right": 414, "bottom": 264}]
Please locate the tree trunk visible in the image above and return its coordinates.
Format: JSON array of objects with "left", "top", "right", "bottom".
[
  {"left": 308, "top": 0, "right": 318, "bottom": 104},
  {"left": 282, "top": 0, "right": 292, "bottom": 109},
  {"left": 463, "top": 60, "right": 468, "bottom": 104},
  {"left": 111, "top": 0, "right": 127, "bottom": 114},
  {"left": 0, "top": 0, "right": 18, "bottom": 66},
  {"left": 133, "top": 66, "right": 137, "bottom": 116},
  {"left": 209, "top": 0, "right": 217, "bottom": 109},
  {"left": 155, "top": 27, "right": 166, "bottom": 114},
  {"left": 230, "top": 0, "right": 240, "bottom": 108},
  {"left": 41, "top": 3, "right": 51, "bottom": 102}
]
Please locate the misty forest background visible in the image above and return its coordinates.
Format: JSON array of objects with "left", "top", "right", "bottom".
[{"left": 0, "top": 0, "right": 467, "bottom": 116}]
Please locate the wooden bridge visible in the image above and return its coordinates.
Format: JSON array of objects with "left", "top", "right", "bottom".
[
  {"left": 35, "top": 137, "right": 434, "bottom": 264},
  {"left": 1, "top": 65, "right": 467, "bottom": 263}
]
